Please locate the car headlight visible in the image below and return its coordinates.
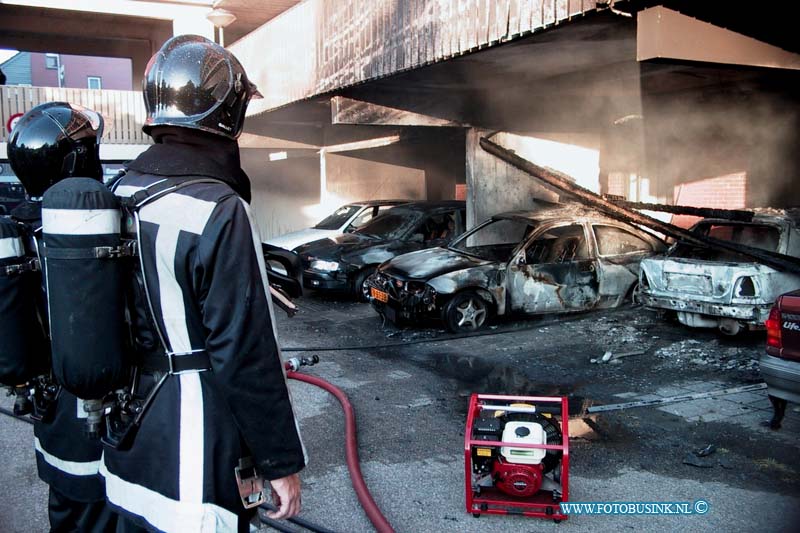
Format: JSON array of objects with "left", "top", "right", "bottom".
[
  {"left": 310, "top": 260, "right": 340, "bottom": 272},
  {"left": 405, "top": 281, "right": 428, "bottom": 294}
]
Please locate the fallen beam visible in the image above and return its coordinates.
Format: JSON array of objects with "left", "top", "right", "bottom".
[
  {"left": 608, "top": 198, "right": 755, "bottom": 222},
  {"left": 479, "top": 137, "right": 800, "bottom": 273}
]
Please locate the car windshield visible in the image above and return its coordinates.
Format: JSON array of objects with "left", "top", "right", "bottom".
[
  {"left": 449, "top": 218, "right": 534, "bottom": 261},
  {"left": 314, "top": 205, "right": 361, "bottom": 230},
  {"left": 354, "top": 210, "right": 421, "bottom": 240},
  {"left": 670, "top": 222, "right": 781, "bottom": 261}
]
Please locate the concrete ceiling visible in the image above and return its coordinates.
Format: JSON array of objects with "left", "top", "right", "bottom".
[
  {"left": 141, "top": 0, "right": 301, "bottom": 44},
  {"left": 215, "top": 0, "right": 301, "bottom": 44}
]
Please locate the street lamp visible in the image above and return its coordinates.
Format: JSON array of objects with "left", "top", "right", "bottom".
[{"left": 206, "top": 8, "right": 236, "bottom": 46}]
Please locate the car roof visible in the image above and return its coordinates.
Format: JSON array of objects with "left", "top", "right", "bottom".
[
  {"left": 384, "top": 200, "right": 466, "bottom": 213},
  {"left": 348, "top": 199, "right": 411, "bottom": 207},
  {"left": 493, "top": 201, "right": 619, "bottom": 224},
  {"left": 696, "top": 210, "right": 800, "bottom": 228}
]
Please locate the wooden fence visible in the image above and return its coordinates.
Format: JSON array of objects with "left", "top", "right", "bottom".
[{"left": 1, "top": 86, "right": 149, "bottom": 144}]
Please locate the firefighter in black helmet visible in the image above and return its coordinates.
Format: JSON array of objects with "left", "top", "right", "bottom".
[
  {"left": 6, "top": 101, "right": 117, "bottom": 532},
  {"left": 104, "top": 35, "right": 305, "bottom": 532}
]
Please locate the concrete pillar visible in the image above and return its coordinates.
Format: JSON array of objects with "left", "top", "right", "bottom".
[{"left": 465, "top": 129, "right": 561, "bottom": 229}]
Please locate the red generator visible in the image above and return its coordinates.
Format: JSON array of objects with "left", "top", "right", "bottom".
[{"left": 464, "top": 394, "right": 569, "bottom": 522}]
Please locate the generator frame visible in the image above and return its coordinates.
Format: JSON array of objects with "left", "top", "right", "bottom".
[{"left": 464, "top": 393, "right": 570, "bottom": 522}]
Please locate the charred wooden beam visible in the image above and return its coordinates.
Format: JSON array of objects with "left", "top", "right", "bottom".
[
  {"left": 608, "top": 199, "right": 755, "bottom": 222},
  {"left": 479, "top": 136, "right": 800, "bottom": 273}
]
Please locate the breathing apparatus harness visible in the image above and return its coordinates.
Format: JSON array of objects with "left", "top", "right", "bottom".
[{"left": 81, "top": 176, "right": 224, "bottom": 448}]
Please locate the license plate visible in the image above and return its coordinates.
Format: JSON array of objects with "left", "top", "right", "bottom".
[{"left": 370, "top": 287, "right": 389, "bottom": 303}]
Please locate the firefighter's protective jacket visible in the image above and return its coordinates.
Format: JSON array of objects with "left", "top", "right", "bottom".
[{"left": 102, "top": 130, "right": 306, "bottom": 532}]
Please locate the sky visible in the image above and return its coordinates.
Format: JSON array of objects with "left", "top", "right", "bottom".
[{"left": 0, "top": 49, "right": 19, "bottom": 64}]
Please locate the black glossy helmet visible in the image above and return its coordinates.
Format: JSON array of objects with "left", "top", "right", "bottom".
[
  {"left": 7, "top": 102, "right": 104, "bottom": 198},
  {"left": 142, "top": 34, "right": 260, "bottom": 140}
]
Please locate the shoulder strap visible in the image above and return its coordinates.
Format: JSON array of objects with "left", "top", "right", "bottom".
[
  {"left": 125, "top": 177, "right": 228, "bottom": 360},
  {"left": 107, "top": 169, "right": 128, "bottom": 192},
  {"left": 121, "top": 178, "right": 227, "bottom": 211}
]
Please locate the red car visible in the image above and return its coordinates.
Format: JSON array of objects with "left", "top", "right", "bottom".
[{"left": 761, "top": 290, "right": 800, "bottom": 429}]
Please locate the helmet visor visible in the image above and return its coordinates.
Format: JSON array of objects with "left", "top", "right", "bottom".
[{"left": 65, "top": 103, "right": 105, "bottom": 139}]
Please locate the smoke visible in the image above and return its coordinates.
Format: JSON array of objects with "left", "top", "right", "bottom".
[{"left": 641, "top": 68, "right": 800, "bottom": 208}]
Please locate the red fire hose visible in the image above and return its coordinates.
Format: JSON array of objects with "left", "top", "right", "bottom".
[{"left": 287, "top": 370, "right": 395, "bottom": 533}]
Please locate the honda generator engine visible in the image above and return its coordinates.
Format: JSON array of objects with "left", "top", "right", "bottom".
[{"left": 465, "top": 394, "right": 569, "bottom": 521}]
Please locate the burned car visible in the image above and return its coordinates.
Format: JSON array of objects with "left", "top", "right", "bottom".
[
  {"left": 366, "top": 203, "right": 665, "bottom": 331},
  {"left": 639, "top": 212, "right": 800, "bottom": 334},
  {"left": 296, "top": 200, "right": 466, "bottom": 299}
]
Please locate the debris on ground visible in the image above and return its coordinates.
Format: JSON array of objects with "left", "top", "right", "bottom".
[
  {"left": 696, "top": 444, "right": 716, "bottom": 457},
  {"left": 590, "top": 349, "right": 646, "bottom": 364},
  {"left": 656, "top": 340, "right": 759, "bottom": 372},
  {"left": 683, "top": 453, "right": 714, "bottom": 468}
]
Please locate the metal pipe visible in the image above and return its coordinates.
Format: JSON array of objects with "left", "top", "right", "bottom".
[{"left": 0, "top": 407, "right": 33, "bottom": 425}]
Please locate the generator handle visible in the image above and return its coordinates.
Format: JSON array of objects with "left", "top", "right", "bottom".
[{"left": 479, "top": 404, "right": 561, "bottom": 415}]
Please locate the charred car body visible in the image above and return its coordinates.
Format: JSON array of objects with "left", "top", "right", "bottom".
[
  {"left": 639, "top": 212, "right": 800, "bottom": 334},
  {"left": 296, "top": 200, "right": 466, "bottom": 299},
  {"left": 366, "top": 202, "right": 665, "bottom": 331}
]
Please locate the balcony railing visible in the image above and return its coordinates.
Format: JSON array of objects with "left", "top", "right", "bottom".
[{"left": 1, "top": 86, "right": 150, "bottom": 145}]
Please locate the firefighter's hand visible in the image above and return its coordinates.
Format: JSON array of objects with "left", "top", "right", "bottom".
[{"left": 267, "top": 473, "right": 301, "bottom": 519}]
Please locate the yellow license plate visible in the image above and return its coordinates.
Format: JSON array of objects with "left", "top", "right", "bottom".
[{"left": 370, "top": 287, "right": 389, "bottom": 303}]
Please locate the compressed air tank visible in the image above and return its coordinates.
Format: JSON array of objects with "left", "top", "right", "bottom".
[
  {"left": 42, "top": 178, "right": 130, "bottom": 399},
  {"left": 0, "top": 217, "right": 47, "bottom": 386}
]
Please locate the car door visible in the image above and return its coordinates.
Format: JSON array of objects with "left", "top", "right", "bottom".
[
  {"left": 591, "top": 223, "right": 656, "bottom": 306},
  {"left": 507, "top": 222, "right": 600, "bottom": 313}
]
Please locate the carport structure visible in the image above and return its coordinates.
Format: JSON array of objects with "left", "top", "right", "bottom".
[{"left": 231, "top": 0, "right": 800, "bottom": 236}]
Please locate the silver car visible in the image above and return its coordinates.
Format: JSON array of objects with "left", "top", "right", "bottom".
[{"left": 639, "top": 212, "right": 800, "bottom": 334}]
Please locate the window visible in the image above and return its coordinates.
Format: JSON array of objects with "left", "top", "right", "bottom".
[
  {"left": 526, "top": 224, "right": 589, "bottom": 264},
  {"left": 593, "top": 225, "right": 653, "bottom": 256},
  {"left": 349, "top": 207, "right": 377, "bottom": 230},
  {"left": 45, "top": 53, "right": 59, "bottom": 69},
  {"left": 671, "top": 222, "right": 781, "bottom": 261},
  {"left": 356, "top": 211, "right": 420, "bottom": 240},
  {"left": 451, "top": 218, "right": 532, "bottom": 262},
  {"left": 87, "top": 76, "right": 102, "bottom": 90},
  {"left": 415, "top": 211, "right": 458, "bottom": 243},
  {"left": 313, "top": 205, "right": 360, "bottom": 230}
]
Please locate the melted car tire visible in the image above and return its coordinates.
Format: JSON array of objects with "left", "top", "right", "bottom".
[
  {"left": 353, "top": 267, "right": 376, "bottom": 302},
  {"left": 627, "top": 281, "right": 641, "bottom": 306},
  {"left": 444, "top": 291, "right": 489, "bottom": 332}
]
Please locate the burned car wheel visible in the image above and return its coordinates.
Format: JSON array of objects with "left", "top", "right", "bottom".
[
  {"left": 353, "top": 267, "right": 376, "bottom": 302},
  {"left": 628, "top": 282, "right": 642, "bottom": 306},
  {"left": 444, "top": 291, "right": 489, "bottom": 332}
]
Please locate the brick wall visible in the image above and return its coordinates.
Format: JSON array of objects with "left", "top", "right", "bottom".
[
  {"left": 671, "top": 172, "right": 747, "bottom": 228},
  {"left": 606, "top": 172, "right": 627, "bottom": 197}
]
